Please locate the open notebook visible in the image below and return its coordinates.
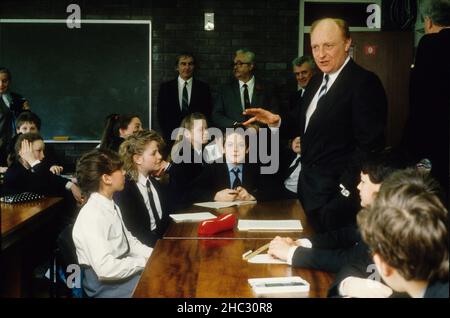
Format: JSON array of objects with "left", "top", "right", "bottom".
[{"left": 194, "top": 200, "right": 257, "bottom": 209}]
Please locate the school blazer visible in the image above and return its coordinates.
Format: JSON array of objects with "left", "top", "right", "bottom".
[
  {"left": 114, "top": 176, "right": 170, "bottom": 248},
  {"left": 189, "top": 161, "right": 261, "bottom": 203}
]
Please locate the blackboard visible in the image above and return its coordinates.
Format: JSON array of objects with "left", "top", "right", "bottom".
[{"left": 0, "top": 20, "right": 151, "bottom": 140}]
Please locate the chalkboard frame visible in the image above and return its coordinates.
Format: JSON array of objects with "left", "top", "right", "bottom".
[{"left": 0, "top": 19, "right": 152, "bottom": 142}]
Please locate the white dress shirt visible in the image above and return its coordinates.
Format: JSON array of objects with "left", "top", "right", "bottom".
[
  {"left": 304, "top": 56, "right": 351, "bottom": 131},
  {"left": 72, "top": 192, "right": 152, "bottom": 281},
  {"left": 136, "top": 173, "right": 163, "bottom": 231},
  {"left": 178, "top": 76, "right": 193, "bottom": 111},
  {"left": 284, "top": 154, "right": 302, "bottom": 193},
  {"left": 239, "top": 76, "right": 255, "bottom": 110}
]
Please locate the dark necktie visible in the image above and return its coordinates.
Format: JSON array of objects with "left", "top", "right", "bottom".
[
  {"left": 231, "top": 168, "right": 242, "bottom": 189},
  {"left": 243, "top": 83, "right": 250, "bottom": 109},
  {"left": 181, "top": 81, "right": 189, "bottom": 116},
  {"left": 114, "top": 205, "right": 130, "bottom": 257},
  {"left": 146, "top": 179, "right": 161, "bottom": 229},
  {"left": 285, "top": 156, "right": 301, "bottom": 179}
]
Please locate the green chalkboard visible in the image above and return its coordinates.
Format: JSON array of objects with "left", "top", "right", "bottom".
[{"left": 0, "top": 20, "right": 151, "bottom": 140}]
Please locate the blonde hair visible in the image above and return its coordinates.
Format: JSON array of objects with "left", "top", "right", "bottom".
[{"left": 119, "top": 129, "right": 164, "bottom": 182}]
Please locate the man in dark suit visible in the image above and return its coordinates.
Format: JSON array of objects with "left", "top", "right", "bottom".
[
  {"left": 212, "top": 49, "right": 279, "bottom": 129},
  {"left": 0, "top": 67, "right": 30, "bottom": 166},
  {"left": 288, "top": 55, "right": 317, "bottom": 113},
  {"left": 243, "top": 18, "right": 387, "bottom": 232},
  {"left": 402, "top": 0, "right": 450, "bottom": 200},
  {"left": 157, "top": 53, "right": 212, "bottom": 144}
]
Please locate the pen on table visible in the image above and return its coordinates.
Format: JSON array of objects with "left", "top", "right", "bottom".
[{"left": 243, "top": 242, "right": 270, "bottom": 260}]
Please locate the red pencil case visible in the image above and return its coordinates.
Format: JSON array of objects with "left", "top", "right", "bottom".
[{"left": 198, "top": 213, "right": 237, "bottom": 236}]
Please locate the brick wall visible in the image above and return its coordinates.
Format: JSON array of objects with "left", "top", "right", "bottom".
[{"left": 0, "top": 0, "right": 299, "bottom": 168}]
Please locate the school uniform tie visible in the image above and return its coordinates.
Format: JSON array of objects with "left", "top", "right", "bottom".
[
  {"left": 181, "top": 81, "right": 189, "bottom": 116},
  {"left": 146, "top": 179, "right": 161, "bottom": 230},
  {"left": 242, "top": 83, "right": 251, "bottom": 109},
  {"left": 114, "top": 205, "right": 130, "bottom": 257},
  {"left": 231, "top": 168, "right": 242, "bottom": 189}
]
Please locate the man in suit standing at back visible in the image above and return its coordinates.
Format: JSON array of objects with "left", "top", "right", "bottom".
[
  {"left": 402, "top": 0, "right": 450, "bottom": 201},
  {"left": 243, "top": 18, "right": 387, "bottom": 232},
  {"left": 157, "top": 53, "right": 212, "bottom": 144},
  {"left": 288, "top": 55, "right": 317, "bottom": 113},
  {"left": 212, "top": 49, "right": 279, "bottom": 130}
]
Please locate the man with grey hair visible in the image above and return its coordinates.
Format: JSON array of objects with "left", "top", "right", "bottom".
[
  {"left": 402, "top": 0, "right": 450, "bottom": 199},
  {"left": 212, "top": 49, "right": 279, "bottom": 129},
  {"left": 289, "top": 55, "right": 317, "bottom": 112}
]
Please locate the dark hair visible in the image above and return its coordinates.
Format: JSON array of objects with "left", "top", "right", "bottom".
[
  {"left": 358, "top": 168, "right": 448, "bottom": 282},
  {"left": 9, "top": 132, "right": 44, "bottom": 165},
  {"left": 420, "top": 0, "right": 450, "bottom": 26},
  {"left": 15, "top": 111, "right": 42, "bottom": 131},
  {"left": 75, "top": 148, "right": 123, "bottom": 197},
  {"left": 291, "top": 55, "right": 316, "bottom": 70},
  {"left": 175, "top": 52, "right": 196, "bottom": 67},
  {"left": 0, "top": 67, "right": 12, "bottom": 80},
  {"left": 361, "top": 148, "right": 410, "bottom": 184},
  {"left": 99, "top": 113, "right": 140, "bottom": 152}
]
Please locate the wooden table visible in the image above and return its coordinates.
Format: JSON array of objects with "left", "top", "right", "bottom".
[
  {"left": 134, "top": 200, "right": 335, "bottom": 298},
  {"left": 1, "top": 197, "right": 64, "bottom": 297},
  {"left": 165, "top": 199, "right": 313, "bottom": 239},
  {"left": 1, "top": 197, "right": 63, "bottom": 250},
  {"left": 133, "top": 239, "right": 334, "bottom": 298}
]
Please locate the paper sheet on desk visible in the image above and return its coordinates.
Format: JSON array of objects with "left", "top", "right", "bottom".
[
  {"left": 247, "top": 254, "right": 287, "bottom": 264},
  {"left": 238, "top": 219, "right": 302, "bottom": 231},
  {"left": 169, "top": 212, "right": 216, "bottom": 222},
  {"left": 194, "top": 201, "right": 256, "bottom": 209}
]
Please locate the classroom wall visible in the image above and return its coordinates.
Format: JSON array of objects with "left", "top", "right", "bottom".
[{"left": 0, "top": 0, "right": 299, "bottom": 168}]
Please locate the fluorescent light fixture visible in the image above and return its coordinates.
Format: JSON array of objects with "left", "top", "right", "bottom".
[{"left": 204, "top": 12, "right": 214, "bottom": 31}]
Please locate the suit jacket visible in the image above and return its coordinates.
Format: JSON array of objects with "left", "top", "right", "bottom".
[
  {"left": 291, "top": 225, "right": 368, "bottom": 273},
  {"left": 114, "top": 177, "right": 170, "bottom": 248},
  {"left": 157, "top": 78, "right": 212, "bottom": 142},
  {"left": 1, "top": 160, "right": 69, "bottom": 196},
  {"left": 169, "top": 140, "right": 208, "bottom": 208},
  {"left": 189, "top": 161, "right": 264, "bottom": 202},
  {"left": 402, "top": 28, "right": 450, "bottom": 195},
  {"left": 424, "top": 280, "right": 449, "bottom": 298},
  {"left": 281, "top": 59, "right": 387, "bottom": 213},
  {"left": 212, "top": 78, "right": 280, "bottom": 129},
  {"left": 0, "top": 92, "right": 29, "bottom": 165}
]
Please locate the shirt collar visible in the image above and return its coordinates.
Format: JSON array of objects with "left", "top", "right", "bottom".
[
  {"left": 226, "top": 162, "right": 243, "bottom": 172},
  {"left": 91, "top": 192, "right": 116, "bottom": 211},
  {"left": 239, "top": 76, "right": 255, "bottom": 88},
  {"left": 178, "top": 76, "right": 193, "bottom": 86},
  {"left": 325, "top": 55, "right": 351, "bottom": 82},
  {"left": 138, "top": 173, "right": 150, "bottom": 187}
]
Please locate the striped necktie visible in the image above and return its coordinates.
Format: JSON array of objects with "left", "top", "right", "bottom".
[{"left": 181, "top": 81, "right": 189, "bottom": 115}]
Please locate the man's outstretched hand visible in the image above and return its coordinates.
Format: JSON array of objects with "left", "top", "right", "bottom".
[{"left": 242, "top": 108, "right": 281, "bottom": 127}]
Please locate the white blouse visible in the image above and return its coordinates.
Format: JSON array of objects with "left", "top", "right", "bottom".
[{"left": 73, "top": 192, "right": 152, "bottom": 281}]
